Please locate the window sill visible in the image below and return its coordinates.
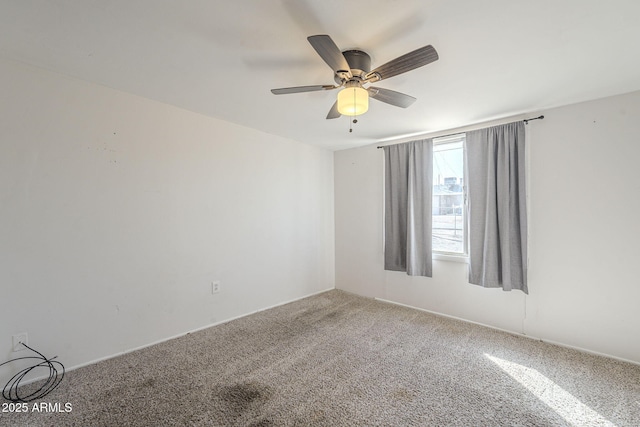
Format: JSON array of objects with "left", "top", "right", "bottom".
[{"left": 433, "top": 253, "right": 468, "bottom": 263}]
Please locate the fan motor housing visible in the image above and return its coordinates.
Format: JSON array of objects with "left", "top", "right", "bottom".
[{"left": 334, "top": 50, "right": 371, "bottom": 84}]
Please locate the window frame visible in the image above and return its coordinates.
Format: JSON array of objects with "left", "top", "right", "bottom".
[{"left": 432, "top": 133, "right": 468, "bottom": 262}]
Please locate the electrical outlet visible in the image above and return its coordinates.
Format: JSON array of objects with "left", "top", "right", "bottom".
[
  {"left": 211, "top": 281, "right": 221, "bottom": 294},
  {"left": 12, "top": 333, "right": 28, "bottom": 352}
]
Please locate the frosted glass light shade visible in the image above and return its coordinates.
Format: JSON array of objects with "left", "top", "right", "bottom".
[{"left": 337, "top": 87, "right": 369, "bottom": 116}]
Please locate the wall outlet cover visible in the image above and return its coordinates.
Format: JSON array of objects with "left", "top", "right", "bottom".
[
  {"left": 12, "top": 333, "right": 28, "bottom": 352},
  {"left": 212, "top": 281, "right": 221, "bottom": 294}
]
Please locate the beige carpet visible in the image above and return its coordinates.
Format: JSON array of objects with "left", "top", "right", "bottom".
[{"left": 1, "top": 290, "right": 639, "bottom": 426}]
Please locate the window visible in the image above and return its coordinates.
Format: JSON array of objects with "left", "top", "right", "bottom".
[{"left": 432, "top": 134, "right": 467, "bottom": 256}]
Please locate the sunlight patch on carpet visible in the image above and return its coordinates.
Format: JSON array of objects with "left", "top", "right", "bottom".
[{"left": 485, "top": 354, "right": 616, "bottom": 427}]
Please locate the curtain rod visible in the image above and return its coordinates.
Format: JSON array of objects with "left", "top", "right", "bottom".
[
  {"left": 523, "top": 114, "right": 544, "bottom": 124},
  {"left": 376, "top": 115, "right": 544, "bottom": 149}
]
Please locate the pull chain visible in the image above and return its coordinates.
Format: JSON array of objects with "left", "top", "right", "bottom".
[{"left": 349, "top": 87, "right": 357, "bottom": 133}]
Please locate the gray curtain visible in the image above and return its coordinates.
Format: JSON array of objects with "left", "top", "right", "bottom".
[
  {"left": 465, "top": 121, "right": 528, "bottom": 293},
  {"left": 383, "top": 139, "right": 433, "bottom": 277}
]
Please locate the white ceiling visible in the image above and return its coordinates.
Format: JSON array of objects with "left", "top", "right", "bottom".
[{"left": 2, "top": 0, "right": 639, "bottom": 150}]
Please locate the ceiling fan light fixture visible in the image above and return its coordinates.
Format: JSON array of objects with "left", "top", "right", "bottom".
[
  {"left": 337, "top": 86, "right": 368, "bottom": 116},
  {"left": 271, "top": 35, "right": 439, "bottom": 121}
]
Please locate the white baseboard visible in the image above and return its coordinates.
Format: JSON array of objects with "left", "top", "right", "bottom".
[
  {"left": 11, "top": 287, "right": 336, "bottom": 386},
  {"left": 374, "top": 297, "right": 640, "bottom": 367}
]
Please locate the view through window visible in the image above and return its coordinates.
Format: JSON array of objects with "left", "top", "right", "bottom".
[{"left": 433, "top": 135, "right": 466, "bottom": 255}]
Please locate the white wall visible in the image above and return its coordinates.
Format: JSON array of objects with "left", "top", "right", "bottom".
[
  {"left": 0, "top": 59, "right": 335, "bottom": 382},
  {"left": 335, "top": 90, "right": 640, "bottom": 364}
]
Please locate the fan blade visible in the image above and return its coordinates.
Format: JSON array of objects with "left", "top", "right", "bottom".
[
  {"left": 271, "top": 85, "right": 337, "bottom": 95},
  {"left": 365, "top": 45, "right": 438, "bottom": 82},
  {"left": 367, "top": 87, "right": 416, "bottom": 108},
  {"left": 326, "top": 101, "right": 341, "bottom": 119},
  {"left": 307, "top": 35, "right": 353, "bottom": 79}
]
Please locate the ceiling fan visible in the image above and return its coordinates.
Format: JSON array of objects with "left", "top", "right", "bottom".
[{"left": 271, "top": 35, "right": 439, "bottom": 120}]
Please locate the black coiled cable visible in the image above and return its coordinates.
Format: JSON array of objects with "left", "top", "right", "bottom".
[{"left": 0, "top": 342, "right": 65, "bottom": 402}]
